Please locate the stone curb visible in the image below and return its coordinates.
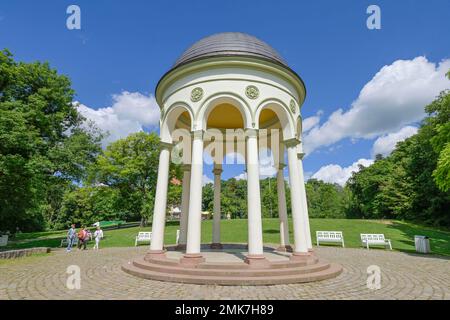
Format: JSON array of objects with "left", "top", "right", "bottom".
[{"left": 0, "top": 247, "right": 51, "bottom": 259}]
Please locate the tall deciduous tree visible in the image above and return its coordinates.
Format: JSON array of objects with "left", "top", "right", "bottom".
[
  {"left": 0, "top": 50, "right": 102, "bottom": 232},
  {"left": 88, "top": 132, "right": 180, "bottom": 226}
]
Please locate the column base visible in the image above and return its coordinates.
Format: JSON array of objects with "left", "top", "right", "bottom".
[
  {"left": 290, "top": 251, "right": 317, "bottom": 264},
  {"left": 180, "top": 253, "right": 205, "bottom": 266},
  {"left": 244, "top": 254, "right": 269, "bottom": 268},
  {"left": 210, "top": 243, "right": 223, "bottom": 249},
  {"left": 175, "top": 244, "right": 186, "bottom": 251},
  {"left": 145, "top": 249, "right": 167, "bottom": 261},
  {"left": 276, "top": 245, "right": 293, "bottom": 253}
]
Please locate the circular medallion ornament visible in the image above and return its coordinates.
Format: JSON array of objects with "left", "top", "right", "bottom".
[
  {"left": 245, "top": 85, "right": 259, "bottom": 100},
  {"left": 290, "top": 99, "right": 296, "bottom": 113},
  {"left": 190, "top": 87, "right": 204, "bottom": 102}
]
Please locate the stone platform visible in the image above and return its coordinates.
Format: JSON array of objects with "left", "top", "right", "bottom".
[{"left": 122, "top": 244, "right": 342, "bottom": 285}]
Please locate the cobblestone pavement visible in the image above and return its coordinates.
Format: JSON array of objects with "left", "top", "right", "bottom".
[{"left": 0, "top": 246, "right": 449, "bottom": 300}]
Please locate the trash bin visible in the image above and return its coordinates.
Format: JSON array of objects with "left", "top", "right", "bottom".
[{"left": 414, "top": 235, "right": 430, "bottom": 253}]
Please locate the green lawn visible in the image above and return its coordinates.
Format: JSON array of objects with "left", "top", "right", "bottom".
[{"left": 3, "top": 219, "right": 450, "bottom": 256}]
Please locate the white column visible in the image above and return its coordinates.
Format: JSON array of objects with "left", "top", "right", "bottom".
[
  {"left": 276, "top": 163, "right": 291, "bottom": 251},
  {"left": 246, "top": 129, "right": 265, "bottom": 260},
  {"left": 183, "top": 130, "right": 204, "bottom": 262},
  {"left": 297, "top": 152, "right": 313, "bottom": 250},
  {"left": 211, "top": 164, "right": 223, "bottom": 248},
  {"left": 178, "top": 164, "right": 191, "bottom": 247},
  {"left": 149, "top": 142, "right": 172, "bottom": 253},
  {"left": 285, "top": 139, "right": 309, "bottom": 254}
]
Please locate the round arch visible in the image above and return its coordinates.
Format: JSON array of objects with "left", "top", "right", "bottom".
[
  {"left": 160, "top": 102, "right": 194, "bottom": 143},
  {"left": 197, "top": 93, "right": 253, "bottom": 131},
  {"left": 255, "top": 99, "right": 296, "bottom": 141}
]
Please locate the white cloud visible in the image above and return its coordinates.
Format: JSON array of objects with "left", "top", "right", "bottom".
[
  {"left": 202, "top": 174, "right": 213, "bottom": 186},
  {"left": 371, "top": 126, "right": 418, "bottom": 157},
  {"left": 311, "top": 158, "right": 374, "bottom": 186},
  {"left": 77, "top": 91, "right": 160, "bottom": 147},
  {"left": 303, "top": 57, "right": 450, "bottom": 154},
  {"left": 302, "top": 113, "right": 321, "bottom": 133},
  {"left": 234, "top": 172, "right": 247, "bottom": 181},
  {"left": 259, "top": 148, "right": 277, "bottom": 178}
]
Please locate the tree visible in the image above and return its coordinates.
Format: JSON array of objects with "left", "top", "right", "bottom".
[
  {"left": 346, "top": 85, "right": 450, "bottom": 227},
  {"left": 89, "top": 132, "right": 180, "bottom": 226},
  {"left": 0, "top": 50, "right": 102, "bottom": 232},
  {"left": 305, "top": 179, "right": 347, "bottom": 218},
  {"left": 58, "top": 186, "right": 120, "bottom": 229},
  {"left": 425, "top": 90, "right": 450, "bottom": 192}
]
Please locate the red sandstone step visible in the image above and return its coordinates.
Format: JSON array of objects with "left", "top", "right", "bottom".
[
  {"left": 122, "top": 262, "right": 343, "bottom": 286},
  {"left": 132, "top": 257, "right": 330, "bottom": 277},
  {"left": 196, "top": 261, "right": 251, "bottom": 270},
  {"left": 145, "top": 256, "right": 317, "bottom": 269},
  {"left": 144, "top": 256, "right": 180, "bottom": 266}
]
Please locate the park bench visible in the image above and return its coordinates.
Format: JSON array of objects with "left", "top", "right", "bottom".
[
  {"left": 135, "top": 232, "right": 152, "bottom": 246},
  {"left": 360, "top": 233, "right": 392, "bottom": 250},
  {"left": 0, "top": 235, "right": 8, "bottom": 247},
  {"left": 316, "top": 231, "right": 345, "bottom": 247},
  {"left": 60, "top": 237, "right": 78, "bottom": 247}
]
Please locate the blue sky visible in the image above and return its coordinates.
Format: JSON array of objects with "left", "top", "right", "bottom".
[{"left": 1, "top": 0, "right": 450, "bottom": 184}]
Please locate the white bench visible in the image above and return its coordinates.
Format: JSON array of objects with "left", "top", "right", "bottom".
[
  {"left": 316, "top": 231, "right": 345, "bottom": 247},
  {"left": 361, "top": 234, "right": 392, "bottom": 250},
  {"left": 60, "top": 237, "right": 78, "bottom": 247},
  {"left": 135, "top": 232, "right": 152, "bottom": 246},
  {"left": 176, "top": 229, "right": 180, "bottom": 245},
  {"left": 0, "top": 235, "right": 8, "bottom": 247}
]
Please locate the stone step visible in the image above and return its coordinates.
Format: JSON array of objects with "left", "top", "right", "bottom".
[
  {"left": 145, "top": 255, "right": 318, "bottom": 269},
  {"left": 144, "top": 256, "right": 180, "bottom": 266},
  {"left": 133, "top": 257, "right": 331, "bottom": 277},
  {"left": 122, "top": 262, "right": 343, "bottom": 286}
]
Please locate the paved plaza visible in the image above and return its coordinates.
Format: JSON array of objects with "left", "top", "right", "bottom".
[{"left": 0, "top": 246, "right": 449, "bottom": 300}]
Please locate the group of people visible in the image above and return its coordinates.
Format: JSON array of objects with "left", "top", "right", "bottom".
[{"left": 66, "top": 224, "right": 104, "bottom": 252}]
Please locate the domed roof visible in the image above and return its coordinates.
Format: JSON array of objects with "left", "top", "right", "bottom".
[{"left": 173, "top": 32, "right": 288, "bottom": 68}]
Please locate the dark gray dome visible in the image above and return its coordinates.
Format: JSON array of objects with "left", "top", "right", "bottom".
[{"left": 173, "top": 32, "right": 288, "bottom": 68}]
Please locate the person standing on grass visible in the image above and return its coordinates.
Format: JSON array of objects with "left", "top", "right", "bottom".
[
  {"left": 93, "top": 226, "right": 103, "bottom": 250},
  {"left": 66, "top": 224, "right": 76, "bottom": 252},
  {"left": 77, "top": 227, "right": 87, "bottom": 250}
]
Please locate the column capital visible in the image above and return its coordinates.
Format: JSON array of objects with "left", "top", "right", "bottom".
[
  {"left": 245, "top": 128, "right": 259, "bottom": 138},
  {"left": 213, "top": 168, "right": 223, "bottom": 175},
  {"left": 283, "top": 138, "right": 300, "bottom": 148},
  {"left": 297, "top": 152, "right": 306, "bottom": 160},
  {"left": 160, "top": 141, "right": 173, "bottom": 150}
]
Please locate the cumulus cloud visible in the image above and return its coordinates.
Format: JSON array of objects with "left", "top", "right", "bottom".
[
  {"left": 202, "top": 174, "right": 213, "bottom": 186},
  {"left": 234, "top": 172, "right": 247, "bottom": 181},
  {"left": 302, "top": 112, "right": 322, "bottom": 133},
  {"left": 77, "top": 91, "right": 160, "bottom": 147},
  {"left": 311, "top": 158, "right": 374, "bottom": 186},
  {"left": 232, "top": 149, "right": 277, "bottom": 180},
  {"left": 371, "top": 126, "right": 418, "bottom": 157},
  {"left": 303, "top": 57, "right": 450, "bottom": 154}
]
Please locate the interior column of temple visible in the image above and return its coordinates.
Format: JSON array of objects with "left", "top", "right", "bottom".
[
  {"left": 177, "top": 164, "right": 191, "bottom": 250},
  {"left": 211, "top": 163, "right": 223, "bottom": 249}
]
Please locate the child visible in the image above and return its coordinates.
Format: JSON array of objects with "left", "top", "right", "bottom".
[{"left": 93, "top": 226, "right": 104, "bottom": 250}]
